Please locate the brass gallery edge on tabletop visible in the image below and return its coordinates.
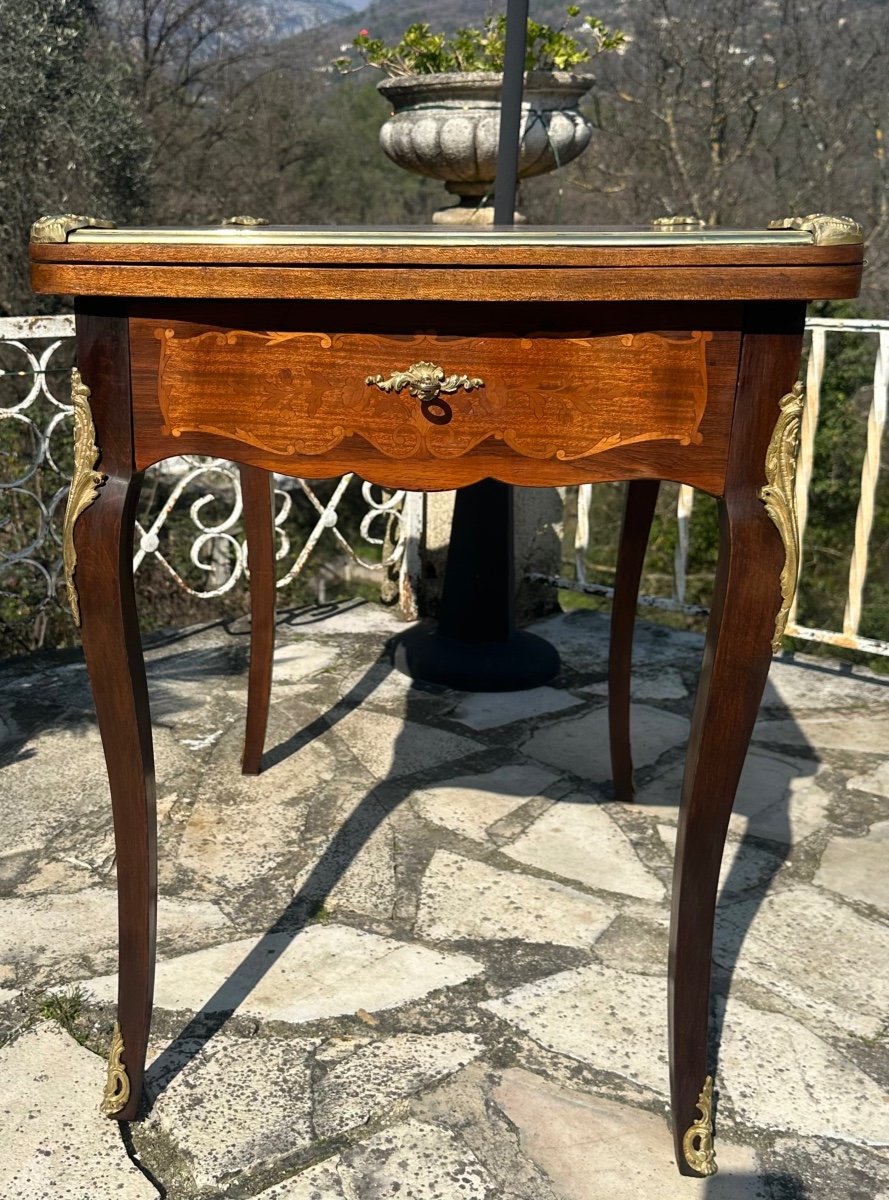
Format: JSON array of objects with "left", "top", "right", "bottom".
[{"left": 31, "top": 216, "right": 863, "bottom": 1178}]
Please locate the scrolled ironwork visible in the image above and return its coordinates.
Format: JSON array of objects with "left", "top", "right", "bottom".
[{"left": 0, "top": 316, "right": 416, "bottom": 645}]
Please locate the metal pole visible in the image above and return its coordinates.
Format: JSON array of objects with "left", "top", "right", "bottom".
[
  {"left": 493, "top": 0, "right": 530, "bottom": 224},
  {"left": 391, "top": 0, "right": 559, "bottom": 690}
]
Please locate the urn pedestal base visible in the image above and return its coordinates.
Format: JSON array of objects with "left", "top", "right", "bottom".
[{"left": 433, "top": 198, "right": 527, "bottom": 225}]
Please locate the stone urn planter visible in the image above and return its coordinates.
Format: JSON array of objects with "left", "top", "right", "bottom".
[{"left": 377, "top": 71, "right": 594, "bottom": 224}]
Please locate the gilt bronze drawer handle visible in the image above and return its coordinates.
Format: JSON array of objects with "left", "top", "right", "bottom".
[{"left": 366, "top": 360, "right": 484, "bottom": 425}]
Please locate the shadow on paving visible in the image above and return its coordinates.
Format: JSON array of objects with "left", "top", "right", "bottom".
[
  {"left": 144, "top": 646, "right": 429, "bottom": 1090},
  {"left": 129, "top": 602, "right": 844, "bottom": 1197},
  {"left": 705, "top": 1175, "right": 810, "bottom": 1199},
  {"left": 0, "top": 614, "right": 247, "bottom": 769},
  {"left": 0, "top": 600, "right": 375, "bottom": 766}
]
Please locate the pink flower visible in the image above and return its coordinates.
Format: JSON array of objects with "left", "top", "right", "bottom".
[{"left": 359, "top": 28, "right": 369, "bottom": 36}]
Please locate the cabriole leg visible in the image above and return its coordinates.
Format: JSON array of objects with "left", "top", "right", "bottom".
[
  {"left": 71, "top": 309, "right": 155, "bottom": 1121},
  {"left": 239, "top": 465, "right": 276, "bottom": 775},
  {"left": 669, "top": 310, "right": 805, "bottom": 1175},
  {"left": 608, "top": 479, "right": 660, "bottom": 801},
  {"left": 76, "top": 473, "right": 155, "bottom": 1121}
]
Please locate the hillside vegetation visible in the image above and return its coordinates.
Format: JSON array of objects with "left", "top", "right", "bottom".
[
  {"left": 2, "top": 0, "right": 887, "bottom": 314},
  {"left": 1, "top": 0, "right": 887, "bottom": 657}
]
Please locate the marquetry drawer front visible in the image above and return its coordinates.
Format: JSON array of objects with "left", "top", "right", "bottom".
[{"left": 131, "top": 321, "right": 741, "bottom": 491}]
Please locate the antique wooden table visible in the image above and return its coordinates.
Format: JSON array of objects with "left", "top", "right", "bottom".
[{"left": 30, "top": 216, "right": 863, "bottom": 1177}]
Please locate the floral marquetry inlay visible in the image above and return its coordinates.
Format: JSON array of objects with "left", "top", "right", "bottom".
[{"left": 154, "top": 327, "right": 713, "bottom": 463}]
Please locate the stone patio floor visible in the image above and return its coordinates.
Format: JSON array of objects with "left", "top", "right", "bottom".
[{"left": 1, "top": 601, "right": 888, "bottom": 1199}]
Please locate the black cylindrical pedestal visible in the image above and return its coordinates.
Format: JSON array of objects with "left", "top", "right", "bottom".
[{"left": 389, "top": 479, "right": 560, "bottom": 691}]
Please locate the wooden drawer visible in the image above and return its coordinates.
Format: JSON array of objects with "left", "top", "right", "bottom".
[{"left": 130, "top": 314, "right": 741, "bottom": 492}]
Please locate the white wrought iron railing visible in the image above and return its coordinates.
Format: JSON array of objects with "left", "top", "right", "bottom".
[
  {"left": 0, "top": 315, "right": 421, "bottom": 641},
  {"left": 794, "top": 318, "right": 889, "bottom": 654},
  {"left": 544, "top": 316, "right": 889, "bottom": 658}
]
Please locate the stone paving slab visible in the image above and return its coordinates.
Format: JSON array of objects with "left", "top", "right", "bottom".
[
  {"left": 0, "top": 1022, "right": 159, "bottom": 1198},
  {"left": 78, "top": 924, "right": 483, "bottom": 1022},
  {"left": 3, "top": 605, "right": 889, "bottom": 1199},
  {"left": 0, "top": 888, "right": 231, "bottom": 986},
  {"left": 633, "top": 749, "right": 829, "bottom": 844},
  {"left": 290, "top": 827, "right": 399, "bottom": 922},
  {"left": 847, "top": 758, "right": 889, "bottom": 797},
  {"left": 256, "top": 1120, "right": 499, "bottom": 1199},
  {"left": 814, "top": 819, "right": 889, "bottom": 911},
  {"left": 522, "top": 703, "right": 689, "bottom": 785},
  {"left": 718, "top": 997, "right": 889, "bottom": 1146},
  {"left": 527, "top": 610, "right": 704, "bottom": 670},
  {"left": 313, "top": 1031, "right": 483, "bottom": 1137},
  {"left": 337, "top": 1119, "right": 498, "bottom": 1198},
  {"left": 254, "top": 1158, "right": 349, "bottom": 1198},
  {"left": 1, "top": 727, "right": 116, "bottom": 858},
  {"left": 450, "top": 686, "right": 585, "bottom": 730},
  {"left": 753, "top": 707, "right": 889, "bottom": 753},
  {"left": 145, "top": 1032, "right": 317, "bottom": 1191},
  {"left": 406, "top": 1060, "right": 563, "bottom": 1199},
  {"left": 483, "top": 961, "right": 670, "bottom": 1097},
  {"left": 764, "top": 656, "right": 889, "bottom": 711},
  {"left": 332, "top": 659, "right": 460, "bottom": 720},
  {"left": 492, "top": 1067, "right": 769, "bottom": 1199},
  {"left": 715, "top": 885, "right": 889, "bottom": 1038},
  {"left": 415, "top": 849, "right": 616, "bottom": 947},
  {"left": 409, "top": 763, "right": 561, "bottom": 844},
  {"left": 267, "top": 639, "right": 340, "bottom": 686},
  {"left": 503, "top": 793, "right": 665, "bottom": 900},
  {"left": 656, "top": 824, "right": 783, "bottom": 898},
  {"left": 171, "top": 790, "right": 311, "bottom": 895},
  {"left": 583, "top": 666, "right": 689, "bottom": 701},
  {"left": 769, "top": 1135, "right": 889, "bottom": 1200},
  {"left": 325, "top": 707, "right": 483, "bottom": 780}
]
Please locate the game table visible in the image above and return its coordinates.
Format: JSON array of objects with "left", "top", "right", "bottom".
[{"left": 30, "top": 214, "right": 863, "bottom": 1175}]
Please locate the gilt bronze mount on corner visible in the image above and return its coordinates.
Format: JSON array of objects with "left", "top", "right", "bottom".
[
  {"left": 62, "top": 369, "right": 106, "bottom": 626},
  {"left": 767, "top": 212, "right": 863, "bottom": 245},
  {"left": 682, "top": 1075, "right": 718, "bottom": 1176},
  {"left": 30, "top": 213, "right": 115, "bottom": 243},
  {"left": 760, "top": 380, "right": 806, "bottom": 652},
  {"left": 101, "top": 1023, "right": 131, "bottom": 1116}
]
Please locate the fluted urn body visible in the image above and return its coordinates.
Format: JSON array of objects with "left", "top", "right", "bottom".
[{"left": 377, "top": 71, "right": 594, "bottom": 224}]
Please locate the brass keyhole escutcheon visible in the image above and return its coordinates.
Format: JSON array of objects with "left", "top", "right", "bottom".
[{"left": 366, "top": 361, "right": 484, "bottom": 426}]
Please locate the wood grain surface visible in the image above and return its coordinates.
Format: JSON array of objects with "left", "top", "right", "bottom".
[
  {"left": 30, "top": 261, "right": 863, "bottom": 302},
  {"left": 239, "top": 465, "right": 275, "bottom": 776},
  {"left": 609, "top": 478, "right": 661, "bottom": 802},
  {"left": 154, "top": 327, "right": 712, "bottom": 458},
  {"left": 129, "top": 300, "right": 743, "bottom": 494},
  {"left": 30, "top": 234, "right": 864, "bottom": 268}
]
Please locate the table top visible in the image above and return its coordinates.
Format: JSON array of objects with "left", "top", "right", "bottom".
[
  {"left": 29, "top": 216, "right": 864, "bottom": 303},
  {"left": 62, "top": 225, "right": 825, "bottom": 246}
]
